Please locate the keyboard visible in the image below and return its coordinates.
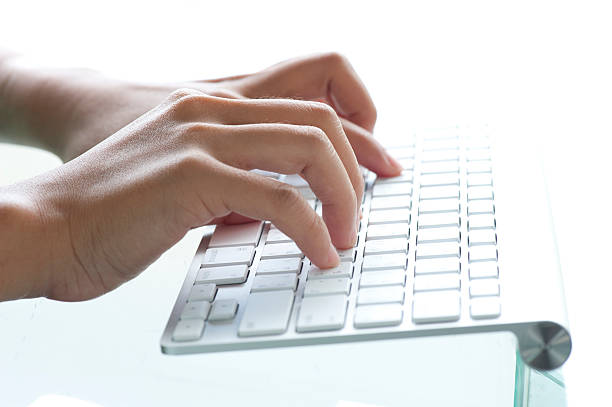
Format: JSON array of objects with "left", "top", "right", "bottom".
[{"left": 160, "top": 127, "right": 573, "bottom": 371}]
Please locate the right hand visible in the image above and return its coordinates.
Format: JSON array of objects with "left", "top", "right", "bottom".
[{"left": 9, "top": 88, "right": 377, "bottom": 301}]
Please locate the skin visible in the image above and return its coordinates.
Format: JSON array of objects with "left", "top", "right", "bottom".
[{"left": 0, "top": 51, "right": 403, "bottom": 302}]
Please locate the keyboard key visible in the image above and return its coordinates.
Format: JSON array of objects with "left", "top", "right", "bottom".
[
  {"left": 357, "top": 286, "right": 405, "bottom": 305},
  {"left": 421, "top": 150, "right": 459, "bottom": 162},
  {"left": 362, "top": 253, "right": 407, "bottom": 271},
  {"left": 467, "top": 186, "right": 494, "bottom": 201},
  {"left": 308, "top": 261, "right": 353, "bottom": 279},
  {"left": 209, "top": 222, "right": 263, "bottom": 247},
  {"left": 469, "top": 261, "right": 499, "bottom": 279},
  {"left": 415, "top": 242, "right": 460, "bottom": 259},
  {"left": 257, "top": 257, "right": 302, "bottom": 275},
  {"left": 202, "top": 246, "right": 255, "bottom": 267},
  {"left": 387, "top": 146, "right": 416, "bottom": 159},
  {"left": 368, "top": 208, "right": 411, "bottom": 224},
  {"left": 266, "top": 227, "right": 292, "bottom": 243},
  {"left": 414, "top": 273, "right": 460, "bottom": 292},
  {"left": 420, "top": 186, "right": 459, "bottom": 200},
  {"left": 370, "top": 195, "right": 412, "bottom": 210},
  {"left": 466, "top": 149, "right": 491, "bottom": 161},
  {"left": 360, "top": 269, "right": 406, "bottom": 287},
  {"left": 366, "top": 222, "right": 409, "bottom": 240},
  {"left": 422, "top": 139, "right": 459, "bottom": 151},
  {"left": 196, "top": 265, "right": 249, "bottom": 285},
  {"left": 354, "top": 304, "right": 403, "bottom": 328},
  {"left": 180, "top": 301, "right": 211, "bottom": 320},
  {"left": 420, "top": 161, "right": 460, "bottom": 174},
  {"left": 251, "top": 273, "right": 298, "bottom": 292},
  {"left": 372, "top": 182, "right": 413, "bottom": 197},
  {"left": 188, "top": 283, "right": 217, "bottom": 302},
  {"left": 283, "top": 174, "right": 309, "bottom": 187},
  {"left": 468, "top": 230, "right": 497, "bottom": 246},
  {"left": 375, "top": 170, "right": 414, "bottom": 184},
  {"left": 238, "top": 290, "right": 295, "bottom": 337},
  {"left": 364, "top": 237, "right": 408, "bottom": 255},
  {"left": 296, "top": 294, "right": 348, "bottom": 332},
  {"left": 172, "top": 319, "right": 205, "bottom": 342},
  {"left": 412, "top": 291, "right": 461, "bottom": 323},
  {"left": 398, "top": 158, "right": 415, "bottom": 170},
  {"left": 470, "top": 297, "right": 501, "bottom": 319},
  {"left": 415, "top": 258, "right": 460, "bottom": 275},
  {"left": 467, "top": 161, "right": 492, "bottom": 174},
  {"left": 419, "top": 198, "right": 460, "bottom": 214},
  {"left": 417, "top": 227, "right": 460, "bottom": 244},
  {"left": 304, "top": 277, "right": 351, "bottom": 297},
  {"left": 420, "top": 173, "right": 460, "bottom": 187},
  {"left": 337, "top": 248, "right": 356, "bottom": 262},
  {"left": 417, "top": 212, "right": 460, "bottom": 229},
  {"left": 468, "top": 214, "right": 496, "bottom": 230},
  {"left": 469, "top": 246, "right": 498, "bottom": 262},
  {"left": 468, "top": 200, "right": 495, "bottom": 215},
  {"left": 467, "top": 173, "right": 493, "bottom": 187},
  {"left": 261, "top": 242, "right": 303, "bottom": 259},
  {"left": 470, "top": 279, "right": 500, "bottom": 297},
  {"left": 297, "top": 187, "right": 315, "bottom": 200},
  {"left": 208, "top": 299, "right": 238, "bottom": 321}
]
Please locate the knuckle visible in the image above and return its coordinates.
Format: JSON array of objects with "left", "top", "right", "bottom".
[
  {"left": 174, "top": 149, "right": 210, "bottom": 176},
  {"left": 308, "top": 101, "right": 337, "bottom": 122},
  {"left": 167, "top": 87, "right": 201, "bottom": 102},
  {"left": 272, "top": 183, "right": 303, "bottom": 210},
  {"left": 322, "top": 51, "right": 349, "bottom": 67},
  {"left": 302, "top": 125, "right": 328, "bottom": 145}
]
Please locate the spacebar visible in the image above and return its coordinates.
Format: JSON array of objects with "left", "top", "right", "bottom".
[{"left": 238, "top": 290, "right": 294, "bottom": 337}]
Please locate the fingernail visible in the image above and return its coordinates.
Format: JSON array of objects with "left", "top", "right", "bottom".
[
  {"left": 327, "top": 243, "right": 340, "bottom": 266},
  {"left": 385, "top": 152, "right": 404, "bottom": 172}
]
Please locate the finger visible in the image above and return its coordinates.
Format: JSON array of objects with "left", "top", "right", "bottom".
[
  {"left": 195, "top": 122, "right": 358, "bottom": 249},
  {"left": 340, "top": 118, "right": 403, "bottom": 177},
  {"left": 206, "top": 164, "right": 341, "bottom": 268},
  {"left": 238, "top": 52, "right": 377, "bottom": 132}
]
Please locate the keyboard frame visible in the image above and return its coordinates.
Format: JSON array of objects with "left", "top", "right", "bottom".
[{"left": 160, "top": 127, "right": 572, "bottom": 370}]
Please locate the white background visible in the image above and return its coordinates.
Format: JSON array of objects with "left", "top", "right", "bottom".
[{"left": 1, "top": 0, "right": 611, "bottom": 405}]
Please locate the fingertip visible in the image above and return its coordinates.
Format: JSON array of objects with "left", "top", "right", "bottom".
[
  {"left": 383, "top": 152, "right": 405, "bottom": 176},
  {"left": 326, "top": 243, "right": 341, "bottom": 267}
]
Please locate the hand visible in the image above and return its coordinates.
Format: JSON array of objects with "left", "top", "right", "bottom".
[{"left": 0, "top": 53, "right": 403, "bottom": 301}]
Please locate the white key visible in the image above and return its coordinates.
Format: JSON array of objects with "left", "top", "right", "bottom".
[
  {"left": 360, "top": 269, "right": 406, "bottom": 287},
  {"left": 470, "top": 297, "right": 501, "bottom": 319},
  {"left": 468, "top": 214, "right": 496, "bottom": 230},
  {"left": 423, "top": 139, "right": 459, "bottom": 151},
  {"left": 188, "top": 283, "right": 217, "bottom": 302},
  {"left": 251, "top": 273, "right": 298, "bottom": 292},
  {"left": 357, "top": 285, "right": 405, "bottom": 305},
  {"left": 283, "top": 174, "right": 309, "bottom": 187},
  {"left": 261, "top": 242, "right": 303, "bottom": 259},
  {"left": 417, "top": 227, "right": 460, "bottom": 243},
  {"left": 202, "top": 246, "right": 255, "bottom": 267},
  {"left": 387, "top": 146, "right": 416, "bottom": 159},
  {"left": 467, "top": 161, "right": 492, "bottom": 174},
  {"left": 469, "top": 246, "right": 498, "bottom": 262},
  {"left": 398, "top": 158, "right": 415, "bottom": 170},
  {"left": 470, "top": 279, "right": 500, "bottom": 297},
  {"left": 238, "top": 290, "right": 294, "bottom": 336},
  {"left": 297, "top": 187, "right": 315, "bottom": 200},
  {"left": 370, "top": 195, "right": 412, "bottom": 210},
  {"left": 372, "top": 182, "right": 413, "bottom": 197},
  {"left": 422, "top": 150, "right": 459, "bottom": 162},
  {"left": 362, "top": 253, "right": 407, "bottom": 271},
  {"left": 337, "top": 248, "right": 356, "bottom": 262},
  {"left": 420, "top": 186, "right": 459, "bottom": 200},
  {"left": 467, "top": 173, "right": 493, "bottom": 187},
  {"left": 366, "top": 222, "right": 409, "bottom": 240},
  {"left": 180, "top": 301, "right": 211, "bottom": 320},
  {"left": 257, "top": 258, "right": 302, "bottom": 275},
  {"left": 364, "top": 237, "right": 408, "bottom": 255},
  {"left": 209, "top": 222, "right": 263, "bottom": 247},
  {"left": 266, "top": 227, "right": 292, "bottom": 243},
  {"left": 369, "top": 208, "right": 411, "bottom": 224},
  {"left": 251, "top": 169, "right": 280, "bottom": 179},
  {"left": 420, "top": 173, "right": 460, "bottom": 187},
  {"left": 412, "top": 291, "right": 461, "bottom": 323},
  {"left": 296, "top": 294, "right": 348, "bottom": 332},
  {"left": 196, "top": 265, "right": 249, "bottom": 285},
  {"left": 415, "top": 242, "right": 460, "bottom": 259},
  {"left": 466, "top": 150, "right": 491, "bottom": 161},
  {"left": 419, "top": 198, "right": 460, "bottom": 214},
  {"left": 304, "top": 277, "right": 351, "bottom": 297},
  {"left": 308, "top": 261, "right": 353, "bottom": 279},
  {"left": 468, "top": 200, "right": 495, "bottom": 215},
  {"left": 354, "top": 304, "right": 403, "bottom": 328},
  {"left": 375, "top": 171, "right": 414, "bottom": 184},
  {"left": 172, "top": 319, "right": 205, "bottom": 342},
  {"left": 417, "top": 212, "right": 460, "bottom": 229},
  {"left": 467, "top": 186, "right": 494, "bottom": 201},
  {"left": 307, "top": 199, "right": 316, "bottom": 209},
  {"left": 469, "top": 261, "right": 499, "bottom": 279},
  {"left": 415, "top": 258, "right": 460, "bottom": 275},
  {"left": 207, "top": 299, "right": 238, "bottom": 321},
  {"left": 468, "top": 230, "right": 497, "bottom": 246},
  {"left": 420, "top": 161, "right": 460, "bottom": 174},
  {"left": 316, "top": 204, "right": 323, "bottom": 217},
  {"left": 414, "top": 273, "right": 460, "bottom": 292}
]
